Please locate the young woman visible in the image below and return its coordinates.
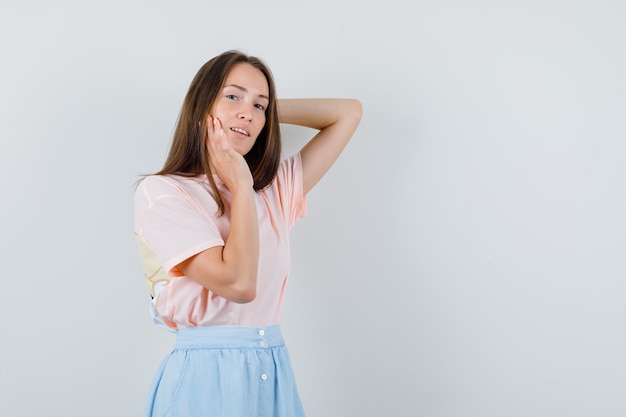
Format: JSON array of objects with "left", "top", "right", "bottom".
[{"left": 134, "top": 50, "right": 362, "bottom": 417}]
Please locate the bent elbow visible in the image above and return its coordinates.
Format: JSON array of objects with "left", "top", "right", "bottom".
[
  {"left": 226, "top": 275, "right": 257, "bottom": 304},
  {"left": 231, "top": 287, "right": 257, "bottom": 304},
  {"left": 349, "top": 99, "right": 363, "bottom": 121}
]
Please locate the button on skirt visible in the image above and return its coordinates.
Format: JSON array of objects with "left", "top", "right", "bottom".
[{"left": 143, "top": 325, "right": 306, "bottom": 417}]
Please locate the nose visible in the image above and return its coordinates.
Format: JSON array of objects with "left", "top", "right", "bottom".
[{"left": 237, "top": 104, "right": 253, "bottom": 121}]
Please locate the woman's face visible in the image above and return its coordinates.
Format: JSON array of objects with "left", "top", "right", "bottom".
[{"left": 210, "top": 62, "right": 270, "bottom": 156}]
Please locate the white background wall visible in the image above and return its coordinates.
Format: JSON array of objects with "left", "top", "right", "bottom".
[{"left": 1, "top": 1, "right": 625, "bottom": 416}]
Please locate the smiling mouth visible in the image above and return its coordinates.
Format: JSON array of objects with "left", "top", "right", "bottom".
[{"left": 230, "top": 127, "right": 250, "bottom": 137}]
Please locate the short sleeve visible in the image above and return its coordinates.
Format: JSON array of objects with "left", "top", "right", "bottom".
[
  {"left": 276, "top": 153, "right": 307, "bottom": 228},
  {"left": 134, "top": 176, "right": 225, "bottom": 274}
]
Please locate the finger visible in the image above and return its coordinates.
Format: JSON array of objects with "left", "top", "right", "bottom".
[
  {"left": 212, "top": 118, "right": 231, "bottom": 152},
  {"left": 205, "top": 116, "right": 214, "bottom": 144},
  {"left": 206, "top": 116, "right": 221, "bottom": 151}
]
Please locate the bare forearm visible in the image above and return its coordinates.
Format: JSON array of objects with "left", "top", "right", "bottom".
[
  {"left": 278, "top": 98, "right": 362, "bottom": 130},
  {"left": 221, "top": 187, "right": 259, "bottom": 301}
]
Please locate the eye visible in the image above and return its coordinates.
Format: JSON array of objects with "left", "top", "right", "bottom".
[
  {"left": 254, "top": 103, "right": 266, "bottom": 111},
  {"left": 226, "top": 94, "right": 238, "bottom": 101}
]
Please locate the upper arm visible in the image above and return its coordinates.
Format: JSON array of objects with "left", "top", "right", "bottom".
[{"left": 299, "top": 99, "right": 362, "bottom": 194}]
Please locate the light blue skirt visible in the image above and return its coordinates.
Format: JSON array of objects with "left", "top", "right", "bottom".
[{"left": 142, "top": 325, "right": 306, "bottom": 417}]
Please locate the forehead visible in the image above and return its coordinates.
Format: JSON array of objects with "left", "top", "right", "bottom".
[{"left": 224, "top": 63, "right": 269, "bottom": 97}]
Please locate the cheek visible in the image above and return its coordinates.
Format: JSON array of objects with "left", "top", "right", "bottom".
[
  {"left": 211, "top": 99, "right": 232, "bottom": 116},
  {"left": 256, "top": 115, "right": 267, "bottom": 130}
]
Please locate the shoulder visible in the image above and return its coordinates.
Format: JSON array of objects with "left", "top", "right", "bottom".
[
  {"left": 261, "top": 154, "right": 305, "bottom": 203},
  {"left": 137, "top": 174, "right": 197, "bottom": 188},
  {"left": 275, "top": 153, "right": 303, "bottom": 183},
  {"left": 135, "top": 174, "right": 208, "bottom": 206},
  {"left": 137, "top": 174, "right": 206, "bottom": 193}
]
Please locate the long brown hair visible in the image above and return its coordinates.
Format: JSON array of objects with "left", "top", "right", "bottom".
[{"left": 156, "top": 50, "right": 281, "bottom": 215}]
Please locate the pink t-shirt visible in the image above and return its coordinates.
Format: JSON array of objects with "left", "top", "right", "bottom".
[{"left": 134, "top": 154, "right": 307, "bottom": 329}]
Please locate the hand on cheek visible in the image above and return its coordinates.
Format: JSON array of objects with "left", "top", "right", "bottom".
[{"left": 206, "top": 116, "right": 253, "bottom": 191}]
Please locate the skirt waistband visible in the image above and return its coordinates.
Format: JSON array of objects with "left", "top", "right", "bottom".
[{"left": 174, "top": 325, "right": 284, "bottom": 349}]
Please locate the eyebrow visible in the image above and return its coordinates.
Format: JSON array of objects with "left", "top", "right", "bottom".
[{"left": 224, "top": 84, "right": 269, "bottom": 101}]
